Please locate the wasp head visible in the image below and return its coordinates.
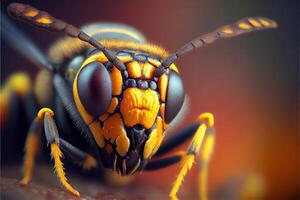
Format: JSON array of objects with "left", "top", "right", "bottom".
[{"left": 72, "top": 51, "right": 185, "bottom": 175}]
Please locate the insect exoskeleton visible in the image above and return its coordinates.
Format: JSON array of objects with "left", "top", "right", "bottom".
[{"left": 59, "top": 23, "right": 186, "bottom": 175}]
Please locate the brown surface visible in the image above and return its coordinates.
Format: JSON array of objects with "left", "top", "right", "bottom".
[
  {"left": 1, "top": 164, "right": 169, "bottom": 200},
  {"left": 2, "top": 177, "right": 127, "bottom": 200}
]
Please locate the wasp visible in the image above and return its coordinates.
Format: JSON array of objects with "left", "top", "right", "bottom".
[{"left": 0, "top": 2, "right": 277, "bottom": 199}]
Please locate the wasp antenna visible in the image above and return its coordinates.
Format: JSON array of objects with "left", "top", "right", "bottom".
[
  {"left": 7, "top": 3, "right": 126, "bottom": 71},
  {"left": 157, "top": 17, "right": 278, "bottom": 75},
  {"left": 1, "top": 12, "right": 54, "bottom": 71}
]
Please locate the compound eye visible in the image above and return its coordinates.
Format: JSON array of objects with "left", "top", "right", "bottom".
[
  {"left": 77, "top": 61, "right": 112, "bottom": 116},
  {"left": 165, "top": 70, "right": 185, "bottom": 123}
]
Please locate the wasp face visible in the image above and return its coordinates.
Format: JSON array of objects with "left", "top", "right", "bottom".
[{"left": 73, "top": 50, "right": 185, "bottom": 175}]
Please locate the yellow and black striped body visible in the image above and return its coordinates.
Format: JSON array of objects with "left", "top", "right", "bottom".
[{"left": 50, "top": 23, "right": 179, "bottom": 175}]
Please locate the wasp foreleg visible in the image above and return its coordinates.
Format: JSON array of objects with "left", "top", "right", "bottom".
[
  {"left": 20, "top": 117, "right": 43, "bottom": 185},
  {"left": 170, "top": 113, "right": 215, "bottom": 200},
  {"left": 154, "top": 123, "right": 200, "bottom": 157},
  {"left": 37, "top": 108, "right": 80, "bottom": 196},
  {"left": 59, "top": 138, "right": 97, "bottom": 171},
  {"left": 144, "top": 153, "right": 184, "bottom": 171},
  {"left": 148, "top": 113, "right": 215, "bottom": 200}
]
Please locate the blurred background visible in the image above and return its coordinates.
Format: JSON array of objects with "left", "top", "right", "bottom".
[{"left": 1, "top": 0, "right": 299, "bottom": 199}]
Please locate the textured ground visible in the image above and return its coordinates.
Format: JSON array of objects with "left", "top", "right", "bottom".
[{"left": 1, "top": 164, "right": 168, "bottom": 200}]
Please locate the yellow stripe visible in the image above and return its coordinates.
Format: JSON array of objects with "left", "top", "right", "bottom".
[
  {"left": 88, "top": 28, "right": 143, "bottom": 41},
  {"left": 20, "top": 133, "right": 40, "bottom": 185},
  {"left": 49, "top": 38, "right": 169, "bottom": 63},
  {"left": 170, "top": 154, "right": 195, "bottom": 200},
  {"left": 51, "top": 143, "right": 80, "bottom": 196},
  {"left": 199, "top": 163, "right": 208, "bottom": 200}
]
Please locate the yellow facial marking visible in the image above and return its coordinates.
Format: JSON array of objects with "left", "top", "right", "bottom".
[
  {"left": 89, "top": 122, "right": 105, "bottom": 148},
  {"left": 81, "top": 52, "right": 108, "bottom": 66},
  {"left": 248, "top": 18, "right": 262, "bottom": 27},
  {"left": 36, "top": 17, "right": 52, "bottom": 24},
  {"left": 147, "top": 57, "right": 161, "bottom": 67},
  {"left": 238, "top": 22, "right": 251, "bottom": 30},
  {"left": 94, "top": 51, "right": 109, "bottom": 63},
  {"left": 143, "top": 117, "right": 164, "bottom": 159},
  {"left": 99, "top": 113, "right": 109, "bottom": 122},
  {"left": 160, "top": 103, "right": 168, "bottom": 129},
  {"left": 120, "top": 88, "right": 160, "bottom": 129},
  {"left": 142, "top": 62, "right": 155, "bottom": 79},
  {"left": 170, "top": 64, "right": 179, "bottom": 73},
  {"left": 158, "top": 74, "right": 168, "bottom": 102},
  {"left": 152, "top": 117, "right": 164, "bottom": 155},
  {"left": 117, "top": 54, "right": 133, "bottom": 63},
  {"left": 143, "top": 130, "right": 158, "bottom": 159},
  {"left": 107, "top": 97, "right": 118, "bottom": 113},
  {"left": 259, "top": 19, "right": 270, "bottom": 26},
  {"left": 127, "top": 61, "right": 142, "bottom": 78},
  {"left": 24, "top": 10, "right": 38, "bottom": 17},
  {"left": 111, "top": 66, "right": 123, "bottom": 95},
  {"left": 116, "top": 133, "right": 130, "bottom": 157},
  {"left": 222, "top": 28, "right": 233, "bottom": 34},
  {"left": 103, "top": 113, "right": 125, "bottom": 143}
]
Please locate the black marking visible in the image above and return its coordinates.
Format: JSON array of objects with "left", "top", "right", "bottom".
[
  {"left": 154, "top": 66, "right": 166, "bottom": 77},
  {"left": 127, "top": 125, "right": 147, "bottom": 150},
  {"left": 125, "top": 79, "right": 136, "bottom": 88},
  {"left": 137, "top": 80, "right": 148, "bottom": 90},
  {"left": 134, "top": 54, "right": 147, "bottom": 62},
  {"left": 125, "top": 150, "right": 140, "bottom": 174},
  {"left": 149, "top": 81, "right": 157, "bottom": 90},
  {"left": 144, "top": 155, "right": 182, "bottom": 170},
  {"left": 165, "top": 70, "right": 185, "bottom": 123},
  {"left": 128, "top": 158, "right": 141, "bottom": 176},
  {"left": 104, "top": 62, "right": 113, "bottom": 72},
  {"left": 44, "top": 112, "right": 59, "bottom": 144},
  {"left": 123, "top": 70, "right": 129, "bottom": 78}
]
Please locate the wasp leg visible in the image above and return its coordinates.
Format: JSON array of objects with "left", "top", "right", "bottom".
[
  {"left": 0, "top": 73, "right": 32, "bottom": 126},
  {"left": 35, "top": 108, "right": 80, "bottom": 196},
  {"left": 20, "top": 117, "right": 43, "bottom": 185},
  {"left": 197, "top": 127, "right": 215, "bottom": 200},
  {"left": 151, "top": 113, "right": 215, "bottom": 200},
  {"left": 144, "top": 153, "right": 184, "bottom": 171},
  {"left": 59, "top": 138, "right": 97, "bottom": 170},
  {"left": 154, "top": 123, "right": 199, "bottom": 157}
]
